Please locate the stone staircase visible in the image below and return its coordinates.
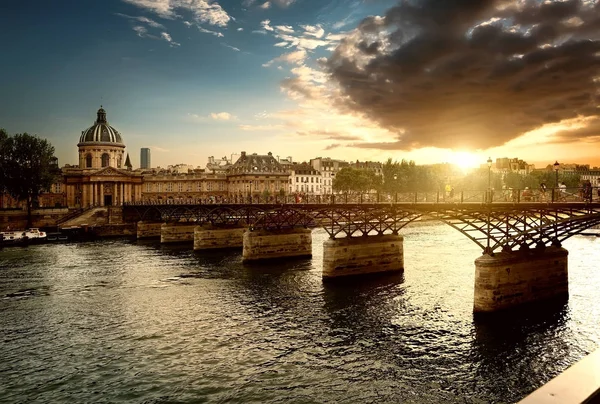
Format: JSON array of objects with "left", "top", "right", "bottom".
[{"left": 59, "top": 207, "right": 109, "bottom": 228}]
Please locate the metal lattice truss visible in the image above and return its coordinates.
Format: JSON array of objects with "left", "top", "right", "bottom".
[{"left": 123, "top": 202, "right": 600, "bottom": 253}]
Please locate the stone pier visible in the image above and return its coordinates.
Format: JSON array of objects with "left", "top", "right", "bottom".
[
  {"left": 322, "top": 234, "right": 404, "bottom": 279},
  {"left": 474, "top": 246, "right": 569, "bottom": 313},
  {"left": 242, "top": 228, "right": 312, "bottom": 262},
  {"left": 194, "top": 226, "right": 246, "bottom": 250},
  {"left": 137, "top": 221, "right": 162, "bottom": 239},
  {"left": 160, "top": 222, "right": 197, "bottom": 244}
]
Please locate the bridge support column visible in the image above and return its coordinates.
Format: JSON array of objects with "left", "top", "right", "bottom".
[
  {"left": 137, "top": 221, "right": 162, "bottom": 239},
  {"left": 161, "top": 222, "right": 196, "bottom": 244},
  {"left": 194, "top": 226, "right": 246, "bottom": 250},
  {"left": 474, "top": 246, "right": 569, "bottom": 313},
  {"left": 322, "top": 235, "right": 404, "bottom": 279},
  {"left": 242, "top": 228, "right": 312, "bottom": 262}
]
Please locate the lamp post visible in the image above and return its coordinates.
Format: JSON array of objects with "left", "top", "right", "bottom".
[
  {"left": 554, "top": 160, "right": 560, "bottom": 188},
  {"left": 486, "top": 157, "right": 493, "bottom": 203},
  {"left": 487, "top": 157, "right": 492, "bottom": 189}
]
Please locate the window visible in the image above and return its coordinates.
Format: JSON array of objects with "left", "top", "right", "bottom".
[
  {"left": 146, "top": 183, "right": 153, "bottom": 192},
  {"left": 86, "top": 154, "right": 92, "bottom": 168},
  {"left": 178, "top": 182, "right": 183, "bottom": 192},
  {"left": 219, "top": 182, "right": 224, "bottom": 191},
  {"left": 197, "top": 182, "right": 202, "bottom": 192},
  {"left": 311, "top": 177, "right": 314, "bottom": 183},
  {"left": 101, "top": 153, "right": 110, "bottom": 167},
  {"left": 207, "top": 182, "right": 213, "bottom": 191},
  {"left": 157, "top": 183, "right": 163, "bottom": 192},
  {"left": 167, "top": 182, "right": 173, "bottom": 192},
  {"left": 296, "top": 177, "right": 299, "bottom": 183}
]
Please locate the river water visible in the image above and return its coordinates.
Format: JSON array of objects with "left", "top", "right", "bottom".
[{"left": 1, "top": 222, "right": 599, "bottom": 403}]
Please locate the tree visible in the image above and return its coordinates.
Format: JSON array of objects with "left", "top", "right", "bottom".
[
  {"left": 3, "top": 133, "right": 58, "bottom": 227},
  {"left": 333, "top": 167, "right": 381, "bottom": 194},
  {"left": 0, "top": 129, "right": 8, "bottom": 209}
]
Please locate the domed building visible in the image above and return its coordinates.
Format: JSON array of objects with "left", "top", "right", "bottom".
[
  {"left": 63, "top": 107, "right": 143, "bottom": 208},
  {"left": 78, "top": 107, "right": 125, "bottom": 169}
]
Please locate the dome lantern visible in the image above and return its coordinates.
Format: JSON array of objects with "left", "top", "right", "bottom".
[
  {"left": 78, "top": 106, "right": 124, "bottom": 146},
  {"left": 96, "top": 105, "right": 107, "bottom": 124}
]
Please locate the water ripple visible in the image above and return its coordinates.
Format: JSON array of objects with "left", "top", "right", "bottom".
[{"left": 0, "top": 226, "right": 599, "bottom": 402}]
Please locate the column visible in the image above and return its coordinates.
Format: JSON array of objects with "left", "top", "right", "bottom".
[
  {"left": 194, "top": 225, "right": 245, "bottom": 250},
  {"left": 161, "top": 222, "right": 196, "bottom": 244},
  {"left": 322, "top": 235, "right": 404, "bottom": 278},
  {"left": 87, "top": 184, "right": 92, "bottom": 208},
  {"left": 242, "top": 228, "right": 312, "bottom": 262},
  {"left": 473, "top": 247, "right": 569, "bottom": 313},
  {"left": 100, "top": 183, "right": 104, "bottom": 206},
  {"left": 137, "top": 221, "right": 163, "bottom": 239}
]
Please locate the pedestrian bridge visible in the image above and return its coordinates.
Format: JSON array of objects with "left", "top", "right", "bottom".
[{"left": 122, "top": 189, "right": 600, "bottom": 314}]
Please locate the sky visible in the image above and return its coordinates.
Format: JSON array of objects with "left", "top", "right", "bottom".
[{"left": 0, "top": 0, "right": 599, "bottom": 170}]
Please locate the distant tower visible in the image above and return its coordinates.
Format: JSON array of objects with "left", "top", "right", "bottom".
[{"left": 140, "top": 148, "right": 151, "bottom": 169}]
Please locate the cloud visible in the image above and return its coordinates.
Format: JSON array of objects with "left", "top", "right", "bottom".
[
  {"left": 239, "top": 124, "right": 285, "bottom": 131},
  {"left": 262, "top": 49, "right": 307, "bottom": 67},
  {"left": 275, "top": 25, "right": 294, "bottom": 34},
  {"left": 271, "top": 0, "right": 295, "bottom": 7},
  {"left": 261, "top": 19, "right": 274, "bottom": 32},
  {"left": 325, "top": 0, "right": 600, "bottom": 150},
  {"left": 160, "top": 31, "right": 180, "bottom": 46},
  {"left": 260, "top": 2, "right": 271, "bottom": 9},
  {"left": 300, "top": 24, "right": 324, "bottom": 38},
  {"left": 133, "top": 25, "right": 149, "bottom": 37},
  {"left": 115, "top": 13, "right": 166, "bottom": 28},
  {"left": 150, "top": 145, "right": 170, "bottom": 152},
  {"left": 197, "top": 25, "right": 224, "bottom": 37},
  {"left": 221, "top": 43, "right": 240, "bottom": 52},
  {"left": 210, "top": 112, "right": 236, "bottom": 120},
  {"left": 297, "top": 130, "right": 362, "bottom": 141},
  {"left": 121, "top": 0, "right": 232, "bottom": 27},
  {"left": 237, "top": 27, "right": 244, "bottom": 31}
]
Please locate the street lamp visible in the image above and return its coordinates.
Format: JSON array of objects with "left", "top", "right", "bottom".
[
  {"left": 553, "top": 160, "right": 560, "bottom": 188},
  {"left": 486, "top": 157, "right": 493, "bottom": 204},
  {"left": 487, "top": 157, "right": 492, "bottom": 189}
]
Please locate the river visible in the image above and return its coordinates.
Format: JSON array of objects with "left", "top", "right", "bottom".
[{"left": 1, "top": 222, "right": 599, "bottom": 403}]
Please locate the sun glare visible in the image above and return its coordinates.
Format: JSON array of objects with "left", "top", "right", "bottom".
[{"left": 449, "top": 151, "right": 483, "bottom": 172}]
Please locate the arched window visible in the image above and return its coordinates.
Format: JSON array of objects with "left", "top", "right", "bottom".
[
  {"left": 86, "top": 154, "right": 92, "bottom": 168},
  {"left": 101, "top": 153, "right": 110, "bottom": 167}
]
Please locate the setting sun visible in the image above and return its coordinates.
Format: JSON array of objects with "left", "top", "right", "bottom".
[{"left": 448, "top": 151, "right": 484, "bottom": 172}]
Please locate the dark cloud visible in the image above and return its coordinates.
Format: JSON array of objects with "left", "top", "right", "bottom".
[
  {"left": 327, "top": 0, "right": 600, "bottom": 150},
  {"left": 549, "top": 117, "right": 600, "bottom": 143},
  {"left": 296, "top": 130, "right": 362, "bottom": 141}
]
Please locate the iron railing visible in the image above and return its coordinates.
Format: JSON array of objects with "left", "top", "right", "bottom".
[{"left": 124, "top": 187, "right": 598, "bottom": 206}]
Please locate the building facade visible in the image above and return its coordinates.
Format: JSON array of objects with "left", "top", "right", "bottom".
[
  {"left": 226, "top": 151, "right": 289, "bottom": 201},
  {"left": 141, "top": 169, "right": 228, "bottom": 202},
  {"left": 310, "top": 157, "right": 349, "bottom": 194},
  {"left": 289, "top": 163, "right": 322, "bottom": 195},
  {"left": 63, "top": 107, "right": 143, "bottom": 208}
]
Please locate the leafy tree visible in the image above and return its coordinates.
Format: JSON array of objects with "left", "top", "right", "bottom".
[
  {"left": 0, "top": 129, "right": 8, "bottom": 209},
  {"left": 333, "top": 167, "right": 381, "bottom": 194},
  {"left": 3, "top": 133, "right": 58, "bottom": 227}
]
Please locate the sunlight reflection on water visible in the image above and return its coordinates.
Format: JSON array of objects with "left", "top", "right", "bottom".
[{"left": 0, "top": 222, "right": 599, "bottom": 403}]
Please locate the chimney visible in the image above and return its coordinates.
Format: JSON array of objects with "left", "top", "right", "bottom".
[{"left": 241, "top": 151, "right": 246, "bottom": 157}]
